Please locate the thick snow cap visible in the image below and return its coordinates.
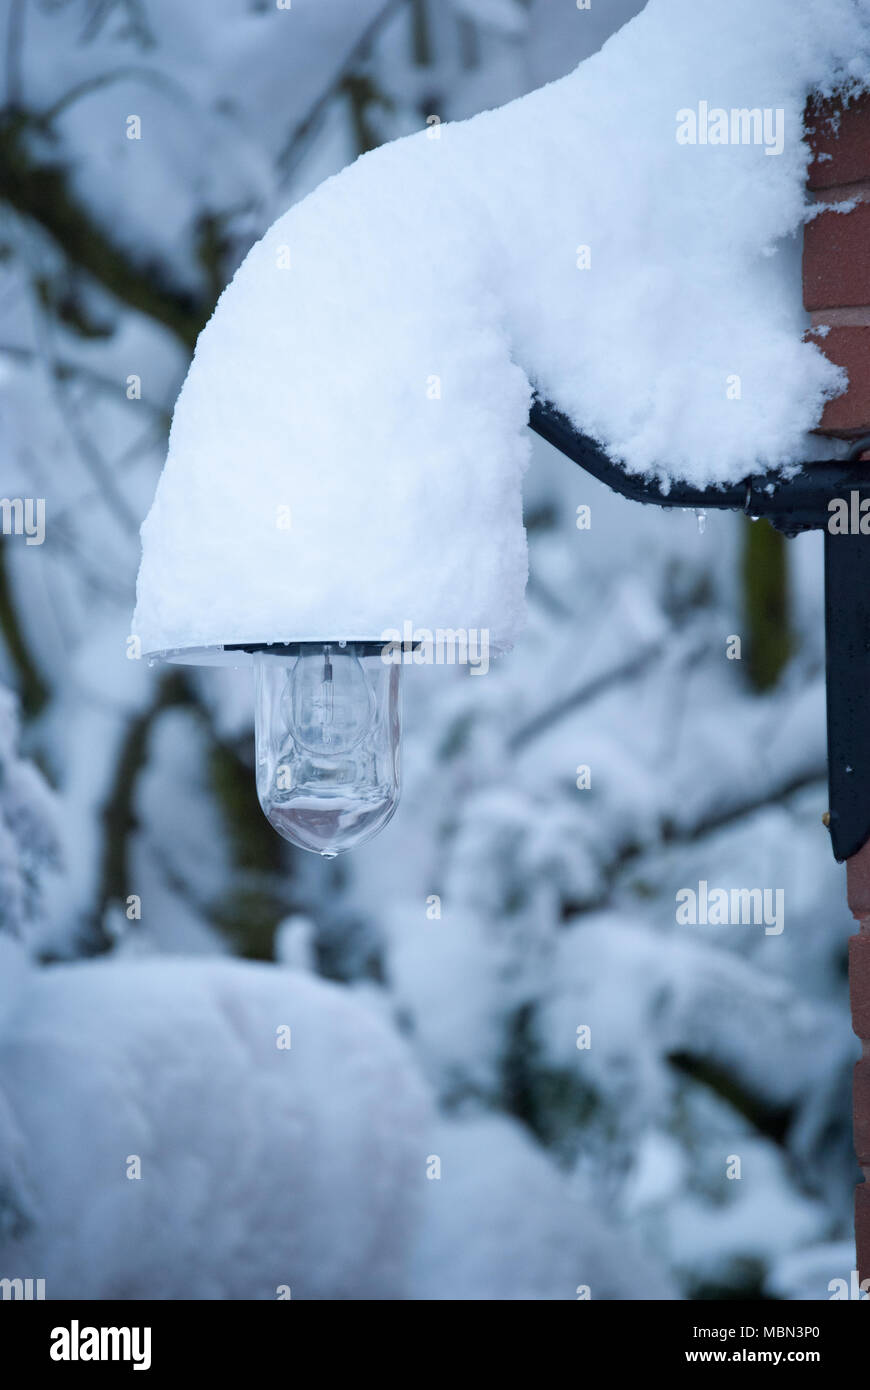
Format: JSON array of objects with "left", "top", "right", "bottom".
[{"left": 133, "top": 0, "right": 870, "bottom": 660}]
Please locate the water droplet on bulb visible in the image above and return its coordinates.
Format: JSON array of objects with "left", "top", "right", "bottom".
[
  {"left": 696, "top": 510, "right": 706, "bottom": 535},
  {"left": 320, "top": 849, "right": 338, "bottom": 859}
]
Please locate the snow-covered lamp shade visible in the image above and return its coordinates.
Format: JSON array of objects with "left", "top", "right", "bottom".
[
  {"left": 130, "top": 162, "right": 531, "bottom": 859},
  {"left": 133, "top": 0, "right": 870, "bottom": 856}
]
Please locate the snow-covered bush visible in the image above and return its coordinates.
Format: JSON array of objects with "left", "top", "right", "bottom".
[{"left": 0, "top": 954, "right": 430, "bottom": 1299}]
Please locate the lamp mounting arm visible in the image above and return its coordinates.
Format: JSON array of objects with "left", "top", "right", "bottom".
[{"left": 529, "top": 396, "right": 870, "bottom": 862}]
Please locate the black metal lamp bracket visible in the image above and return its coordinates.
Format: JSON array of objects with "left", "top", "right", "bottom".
[{"left": 529, "top": 398, "right": 870, "bottom": 862}]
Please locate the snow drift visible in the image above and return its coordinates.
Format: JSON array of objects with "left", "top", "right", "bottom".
[{"left": 133, "top": 0, "right": 870, "bottom": 656}]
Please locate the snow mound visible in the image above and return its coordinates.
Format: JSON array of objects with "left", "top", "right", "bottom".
[
  {"left": 134, "top": 0, "right": 870, "bottom": 656},
  {"left": 0, "top": 954, "right": 431, "bottom": 1299}
]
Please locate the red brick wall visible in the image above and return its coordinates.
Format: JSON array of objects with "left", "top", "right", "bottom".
[{"left": 804, "top": 93, "right": 870, "bottom": 437}]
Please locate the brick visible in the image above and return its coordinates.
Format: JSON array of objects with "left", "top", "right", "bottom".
[
  {"left": 810, "top": 307, "right": 870, "bottom": 328},
  {"left": 803, "top": 199, "right": 870, "bottom": 310},
  {"left": 856, "top": 1061, "right": 870, "bottom": 1164},
  {"left": 807, "top": 93, "right": 870, "bottom": 190},
  {"left": 858, "top": 1184, "right": 870, "bottom": 1285},
  {"left": 848, "top": 841, "right": 870, "bottom": 925},
  {"left": 850, "top": 935, "right": 870, "bottom": 1037},
  {"left": 808, "top": 326, "right": 870, "bottom": 436}
]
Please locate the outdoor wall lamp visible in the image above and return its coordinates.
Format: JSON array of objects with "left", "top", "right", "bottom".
[
  {"left": 139, "top": 396, "right": 870, "bottom": 863},
  {"left": 129, "top": 27, "right": 870, "bottom": 865},
  {"left": 531, "top": 398, "right": 870, "bottom": 865}
]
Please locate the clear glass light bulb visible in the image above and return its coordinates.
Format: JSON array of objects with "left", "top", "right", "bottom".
[{"left": 254, "top": 643, "right": 401, "bottom": 857}]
